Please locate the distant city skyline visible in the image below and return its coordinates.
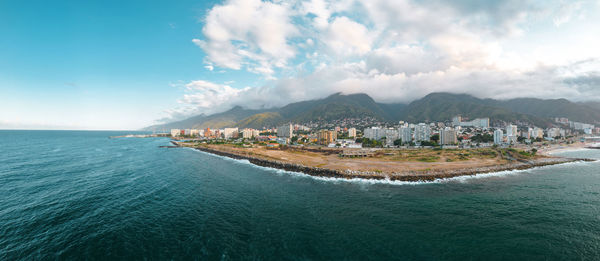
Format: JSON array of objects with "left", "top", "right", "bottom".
[{"left": 2, "top": 0, "right": 600, "bottom": 130}]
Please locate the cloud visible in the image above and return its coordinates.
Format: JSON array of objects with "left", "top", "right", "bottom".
[
  {"left": 322, "top": 16, "right": 375, "bottom": 56},
  {"left": 193, "top": 0, "right": 299, "bottom": 77},
  {"left": 553, "top": 1, "right": 584, "bottom": 27},
  {"left": 164, "top": 0, "right": 600, "bottom": 122}
]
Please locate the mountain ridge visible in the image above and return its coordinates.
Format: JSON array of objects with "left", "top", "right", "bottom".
[{"left": 144, "top": 92, "right": 600, "bottom": 131}]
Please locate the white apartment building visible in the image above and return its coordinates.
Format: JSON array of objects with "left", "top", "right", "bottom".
[
  {"left": 494, "top": 129, "right": 504, "bottom": 145},
  {"left": 223, "top": 128, "right": 239, "bottom": 139},
  {"left": 414, "top": 123, "right": 431, "bottom": 142},
  {"left": 170, "top": 129, "right": 180, "bottom": 137},
  {"left": 440, "top": 127, "right": 458, "bottom": 145},
  {"left": 399, "top": 127, "right": 412, "bottom": 144},
  {"left": 277, "top": 124, "right": 293, "bottom": 138},
  {"left": 348, "top": 128, "right": 357, "bottom": 138},
  {"left": 242, "top": 128, "right": 254, "bottom": 139},
  {"left": 506, "top": 124, "right": 517, "bottom": 137},
  {"left": 364, "top": 127, "right": 386, "bottom": 140}
]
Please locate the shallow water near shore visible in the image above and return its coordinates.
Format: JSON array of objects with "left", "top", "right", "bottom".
[{"left": 2, "top": 130, "right": 600, "bottom": 260}]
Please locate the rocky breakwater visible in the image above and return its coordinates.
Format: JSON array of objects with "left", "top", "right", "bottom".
[{"left": 184, "top": 144, "right": 594, "bottom": 182}]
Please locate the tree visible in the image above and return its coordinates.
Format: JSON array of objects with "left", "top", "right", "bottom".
[
  {"left": 421, "top": 141, "right": 437, "bottom": 146},
  {"left": 471, "top": 133, "right": 493, "bottom": 143},
  {"left": 291, "top": 136, "right": 299, "bottom": 143},
  {"left": 431, "top": 134, "right": 440, "bottom": 142},
  {"left": 393, "top": 139, "right": 402, "bottom": 146}
]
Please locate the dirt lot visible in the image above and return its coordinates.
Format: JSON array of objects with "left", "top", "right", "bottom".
[{"left": 198, "top": 144, "right": 522, "bottom": 173}]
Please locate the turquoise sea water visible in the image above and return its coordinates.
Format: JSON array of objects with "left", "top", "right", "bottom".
[{"left": 1, "top": 130, "right": 600, "bottom": 260}]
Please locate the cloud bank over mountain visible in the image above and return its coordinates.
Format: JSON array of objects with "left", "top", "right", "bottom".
[{"left": 163, "top": 0, "right": 600, "bottom": 122}]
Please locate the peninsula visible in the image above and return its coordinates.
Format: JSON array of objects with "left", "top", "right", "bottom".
[{"left": 173, "top": 141, "right": 592, "bottom": 181}]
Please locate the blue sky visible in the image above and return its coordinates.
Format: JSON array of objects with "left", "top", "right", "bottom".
[{"left": 2, "top": 0, "right": 600, "bottom": 130}]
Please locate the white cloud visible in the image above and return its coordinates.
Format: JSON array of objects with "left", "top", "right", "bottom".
[
  {"left": 165, "top": 0, "right": 600, "bottom": 122},
  {"left": 194, "top": 0, "right": 298, "bottom": 76},
  {"left": 322, "top": 16, "right": 375, "bottom": 57},
  {"left": 553, "top": 1, "right": 584, "bottom": 27}
]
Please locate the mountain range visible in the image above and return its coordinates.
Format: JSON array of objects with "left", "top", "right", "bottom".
[{"left": 144, "top": 92, "right": 600, "bottom": 131}]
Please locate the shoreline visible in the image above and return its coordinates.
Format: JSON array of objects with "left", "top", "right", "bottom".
[{"left": 180, "top": 143, "right": 594, "bottom": 182}]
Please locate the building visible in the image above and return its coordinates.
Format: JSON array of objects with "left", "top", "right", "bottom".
[
  {"left": 242, "top": 128, "right": 254, "bottom": 139},
  {"left": 399, "top": 127, "right": 412, "bottom": 144},
  {"left": 204, "top": 128, "right": 211, "bottom": 138},
  {"left": 414, "top": 123, "right": 431, "bottom": 142},
  {"left": 364, "top": 127, "right": 386, "bottom": 140},
  {"left": 317, "top": 130, "right": 337, "bottom": 145},
  {"left": 348, "top": 128, "right": 357, "bottom": 138},
  {"left": 170, "top": 129, "right": 180, "bottom": 137},
  {"left": 530, "top": 127, "right": 544, "bottom": 139},
  {"left": 223, "top": 128, "right": 239, "bottom": 139},
  {"left": 506, "top": 124, "right": 517, "bottom": 136},
  {"left": 505, "top": 125, "right": 518, "bottom": 144},
  {"left": 190, "top": 129, "right": 199, "bottom": 137},
  {"left": 384, "top": 129, "right": 399, "bottom": 145},
  {"left": 452, "top": 116, "right": 490, "bottom": 128},
  {"left": 440, "top": 127, "right": 458, "bottom": 145},
  {"left": 494, "top": 129, "right": 503, "bottom": 145},
  {"left": 277, "top": 124, "right": 293, "bottom": 138},
  {"left": 547, "top": 128, "right": 563, "bottom": 139}
]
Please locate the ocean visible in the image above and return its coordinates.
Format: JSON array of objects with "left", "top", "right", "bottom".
[{"left": 1, "top": 130, "right": 600, "bottom": 260}]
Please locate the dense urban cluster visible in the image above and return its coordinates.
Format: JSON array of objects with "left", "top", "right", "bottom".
[{"left": 170, "top": 116, "right": 598, "bottom": 149}]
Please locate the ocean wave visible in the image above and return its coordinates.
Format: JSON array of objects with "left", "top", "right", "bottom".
[{"left": 186, "top": 147, "right": 594, "bottom": 186}]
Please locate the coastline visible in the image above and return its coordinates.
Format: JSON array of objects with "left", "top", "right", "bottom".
[
  {"left": 178, "top": 142, "right": 594, "bottom": 182},
  {"left": 538, "top": 142, "right": 590, "bottom": 155}
]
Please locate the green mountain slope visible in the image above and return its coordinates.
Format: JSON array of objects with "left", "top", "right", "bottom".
[
  {"left": 144, "top": 92, "right": 599, "bottom": 130},
  {"left": 490, "top": 98, "right": 600, "bottom": 123},
  {"left": 400, "top": 93, "right": 553, "bottom": 127}
]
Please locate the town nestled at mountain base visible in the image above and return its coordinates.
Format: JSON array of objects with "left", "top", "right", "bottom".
[{"left": 149, "top": 92, "right": 599, "bottom": 181}]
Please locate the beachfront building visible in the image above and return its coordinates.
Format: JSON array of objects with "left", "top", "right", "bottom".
[
  {"left": 170, "top": 129, "right": 180, "bottom": 137},
  {"left": 223, "top": 128, "right": 239, "bottom": 139},
  {"left": 190, "top": 129, "right": 199, "bottom": 137},
  {"left": 494, "top": 129, "right": 503, "bottom": 145},
  {"left": 277, "top": 124, "right": 293, "bottom": 138},
  {"left": 348, "top": 128, "right": 357, "bottom": 138},
  {"left": 530, "top": 127, "right": 544, "bottom": 139},
  {"left": 546, "top": 128, "right": 564, "bottom": 139},
  {"left": 414, "top": 123, "right": 431, "bottom": 142},
  {"left": 440, "top": 127, "right": 458, "bottom": 145},
  {"left": 317, "top": 130, "right": 337, "bottom": 145}
]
